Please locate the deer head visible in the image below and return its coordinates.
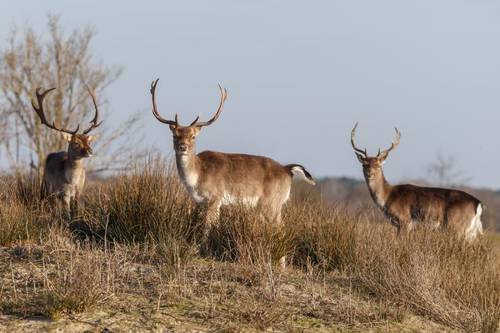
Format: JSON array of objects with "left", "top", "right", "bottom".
[
  {"left": 32, "top": 86, "right": 102, "bottom": 159},
  {"left": 351, "top": 123, "right": 401, "bottom": 180},
  {"left": 150, "top": 78, "right": 227, "bottom": 156}
]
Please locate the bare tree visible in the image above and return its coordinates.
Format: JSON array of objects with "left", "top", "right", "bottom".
[
  {"left": 0, "top": 111, "right": 8, "bottom": 146},
  {"left": 0, "top": 15, "right": 138, "bottom": 174},
  {"left": 426, "top": 152, "right": 469, "bottom": 187}
]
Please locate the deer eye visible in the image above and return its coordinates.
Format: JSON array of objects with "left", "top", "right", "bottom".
[{"left": 191, "top": 135, "right": 195, "bottom": 139}]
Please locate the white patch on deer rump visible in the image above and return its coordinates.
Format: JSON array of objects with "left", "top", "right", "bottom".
[{"left": 465, "top": 204, "right": 483, "bottom": 242}]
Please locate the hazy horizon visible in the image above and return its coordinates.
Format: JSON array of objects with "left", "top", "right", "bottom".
[{"left": 1, "top": 1, "right": 500, "bottom": 188}]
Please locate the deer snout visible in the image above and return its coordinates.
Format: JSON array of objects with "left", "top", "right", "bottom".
[
  {"left": 178, "top": 144, "right": 188, "bottom": 152},
  {"left": 86, "top": 147, "right": 93, "bottom": 157}
]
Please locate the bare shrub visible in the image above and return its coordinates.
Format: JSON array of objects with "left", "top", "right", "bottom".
[
  {"left": 291, "top": 201, "right": 361, "bottom": 271},
  {"left": 0, "top": 173, "right": 52, "bottom": 245},
  {"left": 39, "top": 232, "right": 125, "bottom": 318},
  {"left": 211, "top": 206, "right": 296, "bottom": 266},
  {"left": 426, "top": 152, "right": 469, "bottom": 186},
  {"left": 0, "top": 227, "right": 131, "bottom": 319},
  {"left": 289, "top": 201, "right": 499, "bottom": 332},
  {"left": 82, "top": 157, "right": 197, "bottom": 266},
  {"left": 0, "top": 198, "right": 35, "bottom": 246},
  {"left": 353, "top": 229, "right": 500, "bottom": 332}
]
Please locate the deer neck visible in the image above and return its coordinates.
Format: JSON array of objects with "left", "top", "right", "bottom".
[
  {"left": 175, "top": 151, "right": 200, "bottom": 190},
  {"left": 365, "top": 169, "right": 393, "bottom": 209},
  {"left": 65, "top": 150, "right": 86, "bottom": 183}
]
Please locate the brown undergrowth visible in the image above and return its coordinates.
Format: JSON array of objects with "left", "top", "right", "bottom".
[{"left": 0, "top": 159, "right": 498, "bottom": 332}]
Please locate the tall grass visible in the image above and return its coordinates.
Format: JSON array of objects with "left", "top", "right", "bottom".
[
  {"left": 82, "top": 158, "right": 198, "bottom": 266},
  {"left": 0, "top": 158, "right": 498, "bottom": 331},
  {"left": 354, "top": 231, "right": 499, "bottom": 332},
  {"left": 293, "top": 202, "right": 500, "bottom": 332},
  {"left": 0, "top": 172, "right": 53, "bottom": 245},
  {"left": 0, "top": 227, "right": 131, "bottom": 319}
]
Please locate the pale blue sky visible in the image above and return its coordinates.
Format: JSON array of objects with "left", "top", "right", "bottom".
[{"left": 1, "top": 1, "right": 500, "bottom": 187}]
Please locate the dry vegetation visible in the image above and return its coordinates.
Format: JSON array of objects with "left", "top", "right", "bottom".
[{"left": 0, "top": 158, "right": 499, "bottom": 332}]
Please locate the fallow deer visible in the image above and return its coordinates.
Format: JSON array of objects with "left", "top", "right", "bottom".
[
  {"left": 150, "top": 79, "right": 315, "bottom": 244},
  {"left": 32, "top": 86, "right": 102, "bottom": 216},
  {"left": 351, "top": 123, "right": 484, "bottom": 241}
]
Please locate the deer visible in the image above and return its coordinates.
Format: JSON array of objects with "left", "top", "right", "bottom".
[
  {"left": 150, "top": 79, "right": 316, "bottom": 258},
  {"left": 31, "top": 86, "right": 102, "bottom": 217},
  {"left": 351, "top": 123, "right": 484, "bottom": 241}
]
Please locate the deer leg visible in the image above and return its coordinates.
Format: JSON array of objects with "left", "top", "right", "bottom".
[
  {"left": 200, "top": 200, "right": 221, "bottom": 254},
  {"left": 268, "top": 206, "right": 287, "bottom": 269},
  {"left": 260, "top": 201, "right": 288, "bottom": 269},
  {"left": 274, "top": 208, "right": 288, "bottom": 270},
  {"left": 62, "top": 193, "right": 72, "bottom": 220},
  {"left": 275, "top": 209, "right": 283, "bottom": 225},
  {"left": 42, "top": 183, "right": 59, "bottom": 208},
  {"left": 396, "top": 220, "right": 413, "bottom": 237},
  {"left": 257, "top": 200, "right": 275, "bottom": 224},
  {"left": 72, "top": 191, "right": 81, "bottom": 219}
]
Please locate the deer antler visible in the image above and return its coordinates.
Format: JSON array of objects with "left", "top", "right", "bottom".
[
  {"left": 190, "top": 84, "right": 227, "bottom": 127},
  {"left": 351, "top": 122, "right": 368, "bottom": 158},
  {"left": 31, "top": 87, "right": 80, "bottom": 135},
  {"left": 82, "top": 86, "right": 103, "bottom": 134},
  {"left": 377, "top": 128, "right": 401, "bottom": 158},
  {"left": 150, "top": 79, "right": 179, "bottom": 126}
]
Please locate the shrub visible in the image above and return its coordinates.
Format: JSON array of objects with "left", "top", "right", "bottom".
[
  {"left": 0, "top": 173, "right": 52, "bottom": 245},
  {"left": 82, "top": 157, "right": 197, "bottom": 266}
]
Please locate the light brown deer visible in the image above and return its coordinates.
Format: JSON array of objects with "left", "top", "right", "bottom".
[
  {"left": 150, "top": 79, "right": 315, "bottom": 244},
  {"left": 351, "top": 123, "right": 483, "bottom": 241},
  {"left": 32, "top": 86, "right": 102, "bottom": 216}
]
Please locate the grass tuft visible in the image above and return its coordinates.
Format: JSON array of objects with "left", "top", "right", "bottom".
[{"left": 0, "top": 158, "right": 498, "bottom": 332}]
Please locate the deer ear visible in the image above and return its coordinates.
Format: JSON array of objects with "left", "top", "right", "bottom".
[
  {"left": 87, "top": 135, "right": 97, "bottom": 143},
  {"left": 61, "top": 133, "right": 73, "bottom": 142}
]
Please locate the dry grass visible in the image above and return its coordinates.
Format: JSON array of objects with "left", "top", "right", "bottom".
[
  {"left": 353, "top": 228, "right": 500, "bottom": 332},
  {"left": 0, "top": 159, "right": 499, "bottom": 332},
  {"left": 0, "top": 173, "right": 52, "bottom": 245},
  {"left": 0, "top": 228, "right": 126, "bottom": 319},
  {"left": 81, "top": 158, "right": 197, "bottom": 266}
]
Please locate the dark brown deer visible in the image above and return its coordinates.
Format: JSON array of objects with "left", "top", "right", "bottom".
[
  {"left": 32, "top": 86, "right": 101, "bottom": 216},
  {"left": 351, "top": 123, "right": 483, "bottom": 241}
]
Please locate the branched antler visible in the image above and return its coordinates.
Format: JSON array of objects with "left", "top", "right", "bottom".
[
  {"left": 377, "top": 128, "right": 401, "bottom": 158},
  {"left": 149, "top": 79, "right": 228, "bottom": 128},
  {"left": 82, "top": 85, "right": 103, "bottom": 134},
  {"left": 351, "top": 122, "right": 401, "bottom": 159},
  {"left": 190, "top": 84, "right": 227, "bottom": 127},
  {"left": 32, "top": 86, "right": 103, "bottom": 136},
  {"left": 150, "top": 79, "right": 178, "bottom": 126},
  {"left": 31, "top": 87, "right": 80, "bottom": 135},
  {"left": 351, "top": 122, "right": 367, "bottom": 158}
]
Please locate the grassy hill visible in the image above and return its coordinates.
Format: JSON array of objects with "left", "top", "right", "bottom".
[{"left": 0, "top": 162, "right": 499, "bottom": 332}]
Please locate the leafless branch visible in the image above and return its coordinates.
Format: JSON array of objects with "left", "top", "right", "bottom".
[{"left": 0, "top": 15, "right": 136, "bottom": 174}]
